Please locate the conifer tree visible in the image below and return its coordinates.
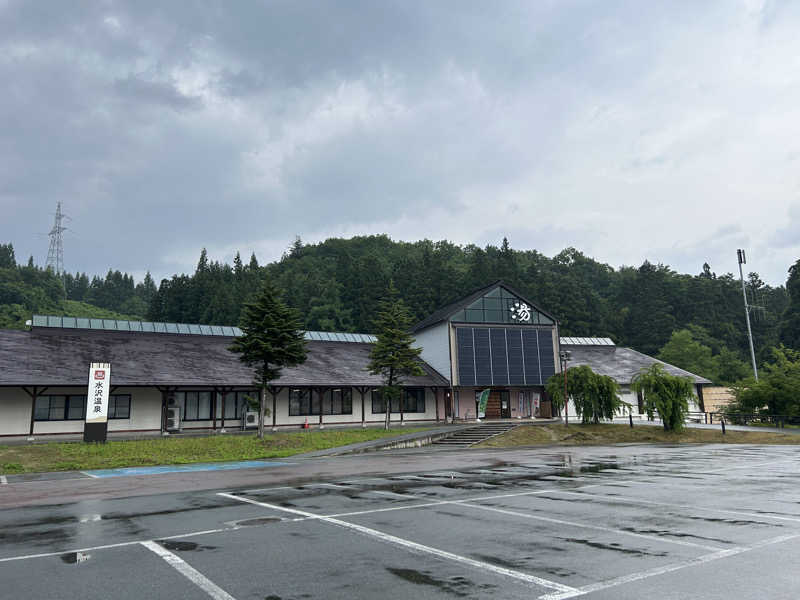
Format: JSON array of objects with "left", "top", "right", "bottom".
[
  {"left": 230, "top": 278, "right": 307, "bottom": 438},
  {"left": 367, "top": 282, "right": 424, "bottom": 429}
]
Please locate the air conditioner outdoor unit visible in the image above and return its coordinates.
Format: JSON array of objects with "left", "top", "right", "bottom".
[
  {"left": 243, "top": 411, "right": 259, "bottom": 429},
  {"left": 166, "top": 407, "right": 181, "bottom": 432}
]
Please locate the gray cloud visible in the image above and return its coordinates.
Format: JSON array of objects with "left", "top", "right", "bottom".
[{"left": 1, "top": 0, "right": 799, "bottom": 285}]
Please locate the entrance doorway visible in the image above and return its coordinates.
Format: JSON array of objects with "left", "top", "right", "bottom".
[{"left": 500, "top": 391, "right": 511, "bottom": 418}]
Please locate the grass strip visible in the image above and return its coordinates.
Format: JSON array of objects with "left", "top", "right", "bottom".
[
  {"left": 477, "top": 423, "right": 800, "bottom": 448},
  {"left": 0, "top": 427, "right": 434, "bottom": 474}
]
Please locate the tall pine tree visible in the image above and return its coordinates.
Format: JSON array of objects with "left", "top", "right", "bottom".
[
  {"left": 367, "top": 282, "right": 424, "bottom": 429},
  {"left": 229, "top": 278, "right": 307, "bottom": 438}
]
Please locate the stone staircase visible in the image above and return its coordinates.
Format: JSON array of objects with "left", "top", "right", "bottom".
[{"left": 432, "top": 422, "right": 519, "bottom": 448}]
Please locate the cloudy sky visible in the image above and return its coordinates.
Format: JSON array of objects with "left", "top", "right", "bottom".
[{"left": 2, "top": 0, "right": 799, "bottom": 285}]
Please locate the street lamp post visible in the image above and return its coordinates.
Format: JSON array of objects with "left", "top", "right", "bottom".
[{"left": 559, "top": 350, "right": 571, "bottom": 426}]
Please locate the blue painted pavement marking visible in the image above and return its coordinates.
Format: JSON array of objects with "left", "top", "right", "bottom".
[{"left": 83, "top": 460, "right": 291, "bottom": 478}]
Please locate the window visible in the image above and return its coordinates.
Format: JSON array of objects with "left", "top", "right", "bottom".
[
  {"left": 450, "top": 287, "right": 549, "bottom": 325},
  {"left": 34, "top": 395, "right": 86, "bottom": 421},
  {"left": 289, "top": 389, "right": 312, "bottom": 416},
  {"left": 323, "top": 389, "right": 352, "bottom": 415},
  {"left": 219, "top": 391, "right": 256, "bottom": 419},
  {"left": 372, "top": 389, "right": 417, "bottom": 413},
  {"left": 371, "top": 389, "right": 384, "bottom": 414},
  {"left": 289, "top": 389, "right": 352, "bottom": 416},
  {"left": 108, "top": 395, "right": 131, "bottom": 419},
  {"left": 182, "top": 391, "right": 212, "bottom": 421},
  {"left": 403, "top": 388, "right": 426, "bottom": 413}
]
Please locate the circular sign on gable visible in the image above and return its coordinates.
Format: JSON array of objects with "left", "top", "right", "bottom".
[{"left": 510, "top": 301, "right": 532, "bottom": 322}]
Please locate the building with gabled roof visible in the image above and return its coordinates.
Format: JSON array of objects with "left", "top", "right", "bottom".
[{"left": 0, "top": 281, "right": 711, "bottom": 438}]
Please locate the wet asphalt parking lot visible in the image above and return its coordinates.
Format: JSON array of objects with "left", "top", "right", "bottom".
[{"left": 1, "top": 444, "right": 800, "bottom": 599}]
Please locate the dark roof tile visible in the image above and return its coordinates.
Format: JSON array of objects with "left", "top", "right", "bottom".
[
  {"left": 0, "top": 329, "right": 449, "bottom": 388},
  {"left": 562, "top": 344, "right": 711, "bottom": 385}
]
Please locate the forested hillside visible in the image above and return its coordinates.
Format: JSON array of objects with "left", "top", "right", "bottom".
[{"left": 2, "top": 236, "right": 798, "bottom": 384}]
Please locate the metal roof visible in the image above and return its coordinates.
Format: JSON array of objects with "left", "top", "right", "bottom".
[
  {"left": 30, "top": 315, "right": 376, "bottom": 343},
  {"left": 560, "top": 336, "right": 615, "bottom": 346}
]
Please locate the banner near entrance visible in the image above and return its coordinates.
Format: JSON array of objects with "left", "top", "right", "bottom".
[
  {"left": 477, "top": 388, "right": 490, "bottom": 418},
  {"left": 84, "top": 362, "right": 111, "bottom": 442}
]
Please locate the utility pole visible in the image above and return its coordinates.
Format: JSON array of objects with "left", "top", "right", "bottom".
[
  {"left": 559, "top": 349, "right": 571, "bottom": 425},
  {"left": 737, "top": 249, "right": 758, "bottom": 381}
]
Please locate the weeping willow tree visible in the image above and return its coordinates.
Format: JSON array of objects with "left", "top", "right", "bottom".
[
  {"left": 545, "top": 365, "right": 623, "bottom": 424},
  {"left": 631, "top": 364, "right": 695, "bottom": 432}
]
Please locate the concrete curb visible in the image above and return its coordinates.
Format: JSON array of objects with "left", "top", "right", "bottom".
[{"left": 293, "top": 424, "right": 479, "bottom": 458}]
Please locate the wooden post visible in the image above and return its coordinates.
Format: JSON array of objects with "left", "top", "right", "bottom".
[
  {"left": 221, "top": 390, "right": 226, "bottom": 432},
  {"left": 356, "top": 386, "right": 370, "bottom": 428},
  {"left": 156, "top": 386, "right": 176, "bottom": 434},
  {"left": 433, "top": 387, "right": 440, "bottom": 423},
  {"left": 212, "top": 388, "right": 218, "bottom": 431},
  {"left": 269, "top": 386, "right": 282, "bottom": 431},
  {"left": 315, "top": 387, "right": 329, "bottom": 429}
]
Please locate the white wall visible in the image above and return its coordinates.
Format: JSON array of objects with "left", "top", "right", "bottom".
[
  {"left": 0, "top": 386, "right": 164, "bottom": 436},
  {"left": 0, "top": 388, "right": 33, "bottom": 435},
  {"left": 414, "top": 322, "right": 452, "bottom": 383},
  {"left": 0, "top": 385, "right": 445, "bottom": 437}
]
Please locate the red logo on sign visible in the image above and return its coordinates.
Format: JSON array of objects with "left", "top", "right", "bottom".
[{"left": 94, "top": 371, "right": 105, "bottom": 380}]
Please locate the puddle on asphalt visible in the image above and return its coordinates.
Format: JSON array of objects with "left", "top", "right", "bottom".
[
  {"left": 235, "top": 517, "right": 283, "bottom": 527},
  {"left": 158, "top": 540, "right": 217, "bottom": 552},
  {"left": 621, "top": 526, "right": 732, "bottom": 545},
  {"left": 682, "top": 515, "right": 778, "bottom": 527},
  {"left": 386, "top": 566, "right": 494, "bottom": 597},
  {"left": 561, "top": 538, "right": 667, "bottom": 557},
  {"left": 470, "top": 553, "right": 524, "bottom": 569}
]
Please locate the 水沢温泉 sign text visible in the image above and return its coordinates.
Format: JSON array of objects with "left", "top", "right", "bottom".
[
  {"left": 87, "top": 363, "right": 111, "bottom": 423},
  {"left": 85, "top": 363, "right": 111, "bottom": 442}
]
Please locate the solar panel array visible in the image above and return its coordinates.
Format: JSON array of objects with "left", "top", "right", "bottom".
[
  {"left": 30, "top": 315, "right": 376, "bottom": 343},
  {"left": 559, "top": 337, "right": 615, "bottom": 346},
  {"left": 456, "top": 326, "right": 556, "bottom": 386},
  {"left": 303, "top": 331, "right": 376, "bottom": 343}
]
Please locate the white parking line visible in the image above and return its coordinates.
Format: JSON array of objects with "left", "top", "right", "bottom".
[
  {"left": 539, "top": 533, "right": 800, "bottom": 600},
  {"left": 303, "top": 483, "right": 349, "bottom": 489},
  {"left": 233, "top": 486, "right": 295, "bottom": 494},
  {"left": 550, "top": 489, "right": 800, "bottom": 524},
  {"left": 218, "top": 492, "right": 577, "bottom": 594},
  {"left": 454, "top": 502, "right": 722, "bottom": 551},
  {"left": 342, "top": 485, "right": 720, "bottom": 551},
  {"left": 141, "top": 541, "right": 237, "bottom": 600},
  {"left": 0, "top": 527, "right": 236, "bottom": 564}
]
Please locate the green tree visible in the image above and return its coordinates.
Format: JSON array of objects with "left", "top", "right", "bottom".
[
  {"left": 545, "top": 366, "right": 622, "bottom": 424},
  {"left": 631, "top": 364, "right": 695, "bottom": 432},
  {"left": 544, "top": 373, "right": 567, "bottom": 418},
  {"left": 367, "top": 283, "right": 424, "bottom": 429},
  {"left": 657, "top": 329, "right": 717, "bottom": 381},
  {"left": 730, "top": 346, "right": 800, "bottom": 416},
  {"left": 0, "top": 243, "right": 15, "bottom": 269},
  {"left": 229, "top": 278, "right": 307, "bottom": 438},
  {"left": 780, "top": 259, "right": 800, "bottom": 349},
  {"left": 713, "top": 347, "right": 751, "bottom": 386}
]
